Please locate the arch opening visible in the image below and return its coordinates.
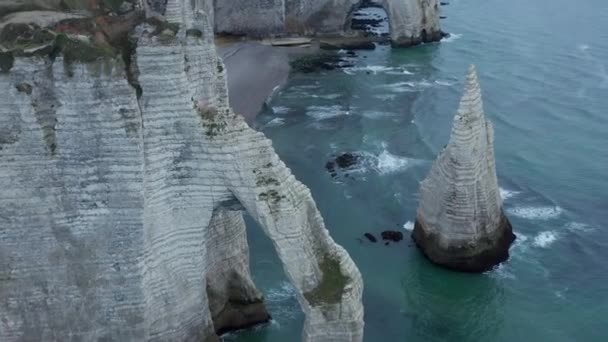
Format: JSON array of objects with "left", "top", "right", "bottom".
[{"left": 348, "top": 0, "right": 390, "bottom": 42}]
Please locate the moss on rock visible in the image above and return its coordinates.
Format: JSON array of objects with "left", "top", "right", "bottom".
[
  {"left": 52, "top": 33, "right": 116, "bottom": 64},
  {"left": 303, "top": 253, "right": 349, "bottom": 306}
]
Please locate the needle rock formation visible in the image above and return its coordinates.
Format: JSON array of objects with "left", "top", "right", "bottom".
[
  {"left": 412, "top": 66, "right": 516, "bottom": 272},
  {"left": 0, "top": 1, "right": 363, "bottom": 341}
]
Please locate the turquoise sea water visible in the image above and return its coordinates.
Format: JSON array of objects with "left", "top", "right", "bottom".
[{"left": 227, "top": 0, "right": 608, "bottom": 340}]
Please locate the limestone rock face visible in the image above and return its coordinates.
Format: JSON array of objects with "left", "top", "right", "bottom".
[
  {"left": 381, "top": 0, "right": 443, "bottom": 46},
  {"left": 213, "top": 0, "right": 442, "bottom": 46},
  {"left": 412, "top": 66, "right": 516, "bottom": 272},
  {"left": 0, "top": 1, "right": 364, "bottom": 341}
]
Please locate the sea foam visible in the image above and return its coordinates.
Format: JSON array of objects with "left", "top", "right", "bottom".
[
  {"left": 508, "top": 206, "right": 563, "bottom": 220},
  {"left": 532, "top": 231, "right": 559, "bottom": 248}
]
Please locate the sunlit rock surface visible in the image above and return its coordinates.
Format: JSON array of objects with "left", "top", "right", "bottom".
[
  {"left": 412, "top": 66, "right": 516, "bottom": 272},
  {"left": 0, "top": 1, "right": 364, "bottom": 340}
]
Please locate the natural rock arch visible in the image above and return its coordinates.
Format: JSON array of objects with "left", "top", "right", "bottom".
[
  {"left": 212, "top": 0, "right": 443, "bottom": 46},
  {"left": 0, "top": 1, "right": 364, "bottom": 341}
]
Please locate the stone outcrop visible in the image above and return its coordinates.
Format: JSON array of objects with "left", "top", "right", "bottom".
[
  {"left": 380, "top": 0, "right": 443, "bottom": 46},
  {"left": 412, "top": 66, "right": 516, "bottom": 272},
  {"left": 214, "top": 0, "right": 442, "bottom": 46},
  {"left": 0, "top": 1, "right": 364, "bottom": 341}
]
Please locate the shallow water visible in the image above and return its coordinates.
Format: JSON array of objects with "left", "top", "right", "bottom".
[{"left": 226, "top": 0, "right": 608, "bottom": 340}]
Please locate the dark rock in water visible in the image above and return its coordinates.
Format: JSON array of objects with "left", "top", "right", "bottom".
[
  {"left": 384, "top": 242, "right": 389, "bottom": 246},
  {"left": 320, "top": 40, "right": 376, "bottom": 51},
  {"left": 326, "top": 153, "right": 361, "bottom": 178},
  {"left": 289, "top": 53, "right": 353, "bottom": 73},
  {"left": 381, "top": 231, "right": 404, "bottom": 242},
  {"left": 335, "top": 153, "right": 359, "bottom": 168},
  {"left": 364, "top": 233, "right": 377, "bottom": 243}
]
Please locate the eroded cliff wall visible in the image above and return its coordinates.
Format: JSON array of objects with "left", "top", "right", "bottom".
[
  {"left": 213, "top": 0, "right": 442, "bottom": 46},
  {"left": 0, "top": 1, "right": 364, "bottom": 340}
]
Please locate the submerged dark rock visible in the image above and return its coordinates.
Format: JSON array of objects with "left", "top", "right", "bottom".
[
  {"left": 289, "top": 53, "right": 353, "bottom": 73},
  {"left": 364, "top": 233, "right": 378, "bottom": 243},
  {"left": 326, "top": 152, "right": 361, "bottom": 178},
  {"left": 381, "top": 230, "right": 404, "bottom": 242}
]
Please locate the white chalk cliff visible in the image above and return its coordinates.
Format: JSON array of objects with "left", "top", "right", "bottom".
[
  {"left": 0, "top": 1, "right": 364, "bottom": 341},
  {"left": 214, "top": 0, "right": 443, "bottom": 46},
  {"left": 412, "top": 66, "right": 516, "bottom": 272}
]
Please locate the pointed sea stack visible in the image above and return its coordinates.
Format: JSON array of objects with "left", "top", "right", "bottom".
[{"left": 412, "top": 65, "right": 515, "bottom": 272}]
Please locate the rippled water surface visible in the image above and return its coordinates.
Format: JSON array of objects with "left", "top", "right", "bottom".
[{"left": 226, "top": 0, "right": 608, "bottom": 340}]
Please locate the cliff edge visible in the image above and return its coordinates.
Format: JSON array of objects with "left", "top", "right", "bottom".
[{"left": 0, "top": 1, "right": 364, "bottom": 341}]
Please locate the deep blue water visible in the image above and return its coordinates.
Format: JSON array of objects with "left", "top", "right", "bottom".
[{"left": 226, "top": 0, "right": 608, "bottom": 340}]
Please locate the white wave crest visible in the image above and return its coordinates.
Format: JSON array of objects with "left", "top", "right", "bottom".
[
  {"left": 375, "top": 150, "right": 416, "bottom": 174},
  {"left": 272, "top": 106, "right": 290, "bottom": 115},
  {"left": 499, "top": 187, "right": 519, "bottom": 200},
  {"left": 311, "top": 93, "right": 342, "bottom": 100},
  {"left": 403, "top": 221, "right": 415, "bottom": 231},
  {"left": 264, "top": 117, "right": 285, "bottom": 127},
  {"left": 345, "top": 65, "right": 414, "bottom": 75},
  {"left": 374, "top": 94, "right": 397, "bottom": 101},
  {"left": 508, "top": 206, "right": 563, "bottom": 220},
  {"left": 434, "top": 79, "right": 455, "bottom": 86},
  {"left": 565, "top": 221, "right": 593, "bottom": 232},
  {"left": 306, "top": 105, "right": 349, "bottom": 120},
  {"left": 266, "top": 281, "right": 296, "bottom": 303},
  {"left": 533, "top": 231, "right": 559, "bottom": 248},
  {"left": 361, "top": 110, "right": 395, "bottom": 119},
  {"left": 441, "top": 33, "right": 462, "bottom": 43}
]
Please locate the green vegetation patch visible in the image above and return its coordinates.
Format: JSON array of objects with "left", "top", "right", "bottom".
[
  {"left": 145, "top": 17, "right": 180, "bottom": 37},
  {"left": 197, "top": 106, "right": 227, "bottom": 137},
  {"left": 52, "top": 33, "right": 116, "bottom": 64},
  {"left": 186, "top": 28, "right": 203, "bottom": 38},
  {"left": 0, "top": 23, "right": 56, "bottom": 54},
  {"left": 304, "top": 253, "right": 349, "bottom": 306}
]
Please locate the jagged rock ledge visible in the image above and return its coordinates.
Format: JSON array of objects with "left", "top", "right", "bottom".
[{"left": 412, "top": 66, "right": 516, "bottom": 272}]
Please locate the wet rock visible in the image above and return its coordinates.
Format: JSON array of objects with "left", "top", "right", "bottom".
[
  {"left": 364, "top": 233, "right": 377, "bottom": 243},
  {"left": 320, "top": 40, "right": 376, "bottom": 51},
  {"left": 335, "top": 153, "right": 359, "bottom": 168},
  {"left": 289, "top": 53, "right": 353, "bottom": 73},
  {"left": 381, "top": 230, "right": 403, "bottom": 242}
]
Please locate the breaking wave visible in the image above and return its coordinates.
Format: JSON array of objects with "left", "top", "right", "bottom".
[
  {"left": 499, "top": 187, "right": 520, "bottom": 200},
  {"left": 306, "top": 105, "right": 350, "bottom": 120},
  {"left": 441, "top": 33, "right": 462, "bottom": 43},
  {"left": 264, "top": 117, "right": 285, "bottom": 127},
  {"left": 375, "top": 150, "right": 416, "bottom": 174},
  {"left": 532, "top": 231, "right": 559, "bottom": 248},
  {"left": 403, "top": 221, "right": 415, "bottom": 231},
  {"left": 507, "top": 206, "right": 563, "bottom": 220},
  {"left": 272, "top": 106, "right": 290, "bottom": 115},
  {"left": 344, "top": 65, "right": 414, "bottom": 75}
]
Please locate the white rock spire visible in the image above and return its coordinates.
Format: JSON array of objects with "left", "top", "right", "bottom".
[{"left": 412, "top": 65, "right": 515, "bottom": 272}]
